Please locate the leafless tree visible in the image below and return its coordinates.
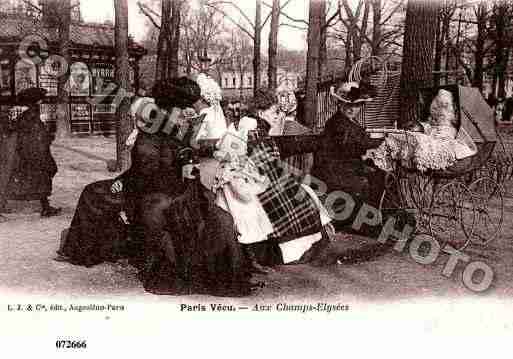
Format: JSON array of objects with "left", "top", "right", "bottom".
[
  {"left": 399, "top": 0, "right": 440, "bottom": 126},
  {"left": 204, "top": 0, "right": 296, "bottom": 94},
  {"left": 330, "top": 0, "right": 405, "bottom": 68},
  {"left": 304, "top": 0, "right": 324, "bottom": 128},
  {"left": 114, "top": 0, "right": 132, "bottom": 171},
  {"left": 180, "top": 4, "right": 232, "bottom": 76},
  {"left": 442, "top": 0, "right": 494, "bottom": 91},
  {"left": 490, "top": 0, "right": 513, "bottom": 98},
  {"left": 138, "top": 0, "right": 182, "bottom": 81},
  {"left": 268, "top": 0, "right": 280, "bottom": 90},
  {"left": 24, "top": 0, "right": 76, "bottom": 138},
  {"left": 437, "top": 0, "right": 512, "bottom": 96}
]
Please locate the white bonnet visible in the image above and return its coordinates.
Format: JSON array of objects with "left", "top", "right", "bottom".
[{"left": 195, "top": 73, "right": 222, "bottom": 105}]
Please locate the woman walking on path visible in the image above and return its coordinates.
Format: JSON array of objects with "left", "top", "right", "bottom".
[{"left": 0, "top": 87, "right": 61, "bottom": 220}]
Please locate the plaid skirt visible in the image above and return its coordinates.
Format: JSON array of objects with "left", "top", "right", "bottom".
[{"left": 250, "top": 140, "right": 322, "bottom": 242}]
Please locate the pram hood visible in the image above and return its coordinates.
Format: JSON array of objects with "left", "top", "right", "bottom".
[
  {"left": 458, "top": 86, "right": 497, "bottom": 144},
  {"left": 420, "top": 85, "right": 497, "bottom": 144}
]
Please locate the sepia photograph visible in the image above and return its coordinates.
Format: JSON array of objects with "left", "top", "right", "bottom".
[{"left": 0, "top": 0, "right": 512, "bottom": 356}]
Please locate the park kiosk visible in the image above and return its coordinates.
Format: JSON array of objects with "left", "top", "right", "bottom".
[{"left": 0, "top": 8, "right": 146, "bottom": 135}]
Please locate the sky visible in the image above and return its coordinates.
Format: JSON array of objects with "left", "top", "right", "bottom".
[{"left": 80, "top": 0, "right": 313, "bottom": 51}]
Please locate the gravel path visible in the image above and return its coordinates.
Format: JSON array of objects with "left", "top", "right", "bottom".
[{"left": 1, "top": 136, "right": 512, "bottom": 303}]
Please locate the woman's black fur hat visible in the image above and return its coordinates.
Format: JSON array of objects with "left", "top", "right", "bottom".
[{"left": 152, "top": 76, "right": 202, "bottom": 110}]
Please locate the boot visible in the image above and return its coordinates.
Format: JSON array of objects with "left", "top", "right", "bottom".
[
  {"left": 40, "top": 197, "right": 62, "bottom": 218},
  {"left": 244, "top": 246, "right": 274, "bottom": 274}
]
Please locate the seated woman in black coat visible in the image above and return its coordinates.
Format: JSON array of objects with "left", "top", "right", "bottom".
[
  {"left": 54, "top": 119, "right": 180, "bottom": 267},
  {"left": 275, "top": 81, "right": 414, "bottom": 241},
  {"left": 55, "top": 79, "right": 190, "bottom": 267},
  {"left": 136, "top": 78, "right": 252, "bottom": 297}
]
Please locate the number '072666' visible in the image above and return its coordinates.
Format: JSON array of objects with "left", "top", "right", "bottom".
[{"left": 55, "top": 340, "right": 87, "bottom": 349}]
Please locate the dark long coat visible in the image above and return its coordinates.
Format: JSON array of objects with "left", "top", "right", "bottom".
[
  {"left": 7, "top": 107, "right": 58, "bottom": 200},
  {"left": 310, "top": 110, "right": 384, "bottom": 206},
  {"left": 274, "top": 110, "right": 388, "bottom": 234},
  {"left": 0, "top": 118, "right": 18, "bottom": 210},
  {"left": 58, "top": 131, "right": 185, "bottom": 267}
]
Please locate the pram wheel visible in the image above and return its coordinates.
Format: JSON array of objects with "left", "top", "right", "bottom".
[
  {"left": 429, "top": 181, "right": 475, "bottom": 251},
  {"left": 468, "top": 177, "right": 504, "bottom": 245}
]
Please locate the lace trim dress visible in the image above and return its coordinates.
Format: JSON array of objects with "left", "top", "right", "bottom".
[{"left": 365, "top": 124, "right": 477, "bottom": 172}]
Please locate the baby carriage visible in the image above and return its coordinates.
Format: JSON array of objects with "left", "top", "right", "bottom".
[{"left": 377, "top": 84, "right": 505, "bottom": 251}]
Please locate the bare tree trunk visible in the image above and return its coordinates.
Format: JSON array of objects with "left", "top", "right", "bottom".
[
  {"left": 472, "top": 1, "right": 487, "bottom": 91},
  {"left": 494, "top": 0, "right": 509, "bottom": 99},
  {"left": 268, "top": 0, "right": 279, "bottom": 91},
  {"left": 318, "top": 0, "right": 327, "bottom": 79},
  {"left": 498, "top": 49, "right": 510, "bottom": 99},
  {"left": 305, "top": 0, "right": 324, "bottom": 129},
  {"left": 399, "top": 0, "right": 439, "bottom": 127},
  {"left": 169, "top": 0, "right": 181, "bottom": 78},
  {"left": 441, "top": 7, "right": 451, "bottom": 84},
  {"left": 253, "top": 0, "right": 262, "bottom": 93},
  {"left": 156, "top": 0, "right": 171, "bottom": 81},
  {"left": 353, "top": 0, "right": 370, "bottom": 61},
  {"left": 114, "top": 0, "right": 132, "bottom": 171},
  {"left": 55, "top": 0, "right": 71, "bottom": 139},
  {"left": 433, "top": 10, "right": 442, "bottom": 87},
  {"left": 344, "top": 29, "right": 353, "bottom": 71},
  {"left": 371, "top": 0, "right": 382, "bottom": 56}
]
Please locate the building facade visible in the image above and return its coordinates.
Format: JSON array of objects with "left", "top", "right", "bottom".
[
  {"left": 219, "top": 68, "right": 300, "bottom": 100},
  {"left": 0, "top": 0, "right": 146, "bottom": 135}
]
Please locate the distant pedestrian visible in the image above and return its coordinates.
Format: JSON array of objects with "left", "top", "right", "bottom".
[
  {"left": 226, "top": 100, "right": 243, "bottom": 127},
  {"left": 503, "top": 95, "right": 513, "bottom": 123},
  {"left": 486, "top": 93, "right": 498, "bottom": 109},
  {"left": 496, "top": 97, "right": 505, "bottom": 122},
  {"left": 0, "top": 87, "right": 61, "bottom": 219}
]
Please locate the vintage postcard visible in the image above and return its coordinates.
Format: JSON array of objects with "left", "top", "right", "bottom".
[{"left": 1, "top": 0, "right": 512, "bottom": 356}]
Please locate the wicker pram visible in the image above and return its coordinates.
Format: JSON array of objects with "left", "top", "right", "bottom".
[{"left": 377, "top": 84, "right": 504, "bottom": 251}]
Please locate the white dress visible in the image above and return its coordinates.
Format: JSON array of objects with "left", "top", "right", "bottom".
[
  {"left": 196, "top": 105, "right": 228, "bottom": 140},
  {"left": 210, "top": 120, "right": 275, "bottom": 245}
]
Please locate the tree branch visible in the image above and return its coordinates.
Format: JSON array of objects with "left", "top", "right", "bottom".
[
  {"left": 137, "top": 2, "right": 161, "bottom": 29},
  {"left": 262, "top": 0, "right": 293, "bottom": 28},
  {"left": 337, "top": 4, "right": 373, "bottom": 45},
  {"left": 322, "top": 8, "right": 340, "bottom": 30},
  {"left": 379, "top": 0, "right": 405, "bottom": 26},
  {"left": 20, "top": 0, "right": 42, "bottom": 13},
  {"left": 279, "top": 22, "right": 307, "bottom": 31},
  {"left": 21, "top": 0, "right": 80, "bottom": 13},
  {"left": 205, "top": 4, "right": 255, "bottom": 40},
  {"left": 264, "top": 1, "right": 309, "bottom": 26},
  {"left": 206, "top": 1, "right": 255, "bottom": 30}
]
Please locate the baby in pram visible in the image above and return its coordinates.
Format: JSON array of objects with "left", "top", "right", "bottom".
[{"left": 365, "top": 89, "right": 477, "bottom": 172}]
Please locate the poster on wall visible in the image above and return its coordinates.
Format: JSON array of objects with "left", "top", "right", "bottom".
[
  {"left": 70, "top": 103, "right": 91, "bottom": 133},
  {"left": 70, "top": 103, "right": 91, "bottom": 120},
  {"left": 0, "top": 59, "right": 12, "bottom": 96},
  {"left": 39, "top": 60, "right": 59, "bottom": 96},
  {"left": 69, "top": 62, "right": 90, "bottom": 97},
  {"left": 91, "top": 64, "right": 115, "bottom": 96},
  {"left": 15, "top": 59, "right": 37, "bottom": 94},
  {"left": 40, "top": 103, "right": 57, "bottom": 123}
]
